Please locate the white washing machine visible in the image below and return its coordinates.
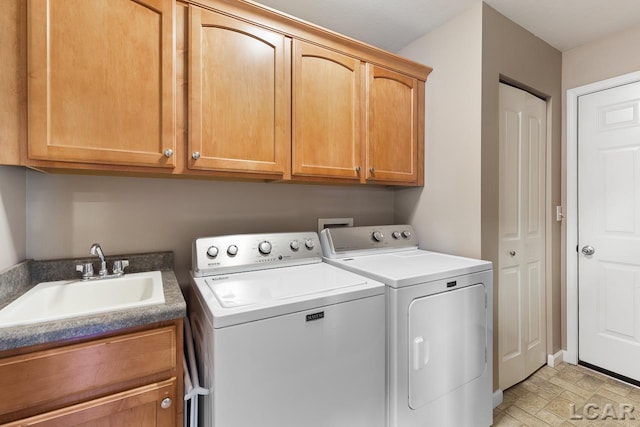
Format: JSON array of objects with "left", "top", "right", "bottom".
[
  {"left": 189, "top": 231, "right": 386, "bottom": 427},
  {"left": 321, "top": 225, "right": 493, "bottom": 427}
]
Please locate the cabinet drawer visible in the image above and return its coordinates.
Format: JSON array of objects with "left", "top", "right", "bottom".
[
  {"left": 0, "top": 326, "right": 176, "bottom": 418},
  {"left": 3, "top": 378, "right": 176, "bottom": 427}
]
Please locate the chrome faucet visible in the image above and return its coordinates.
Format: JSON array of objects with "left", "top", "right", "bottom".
[
  {"left": 76, "top": 243, "right": 129, "bottom": 281},
  {"left": 90, "top": 243, "right": 108, "bottom": 277}
]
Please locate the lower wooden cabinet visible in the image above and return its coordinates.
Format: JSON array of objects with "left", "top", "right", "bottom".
[
  {"left": 3, "top": 380, "right": 176, "bottom": 427},
  {"left": 0, "top": 320, "right": 183, "bottom": 427}
]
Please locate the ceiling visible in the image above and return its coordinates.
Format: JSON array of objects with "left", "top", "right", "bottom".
[{"left": 252, "top": 0, "right": 640, "bottom": 52}]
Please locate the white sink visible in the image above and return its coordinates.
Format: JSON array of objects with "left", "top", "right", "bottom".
[{"left": 0, "top": 271, "right": 165, "bottom": 328}]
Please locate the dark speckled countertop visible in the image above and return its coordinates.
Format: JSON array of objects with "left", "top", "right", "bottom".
[{"left": 0, "top": 252, "right": 186, "bottom": 352}]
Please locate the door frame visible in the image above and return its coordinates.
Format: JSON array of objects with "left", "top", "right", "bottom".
[{"left": 565, "top": 70, "right": 640, "bottom": 364}]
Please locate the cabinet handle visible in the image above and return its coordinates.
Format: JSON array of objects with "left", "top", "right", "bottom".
[
  {"left": 355, "top": 166, "right": 361, "bottom": 173},
  {"left": 370, "top": 167, "right": 375, "bottom": 174},
  {"left": 161, "top": 397, "right": 172, "bottom": 409},
  {"left": 164, "top": 149, "right": 173, "bottom": 158},
  {"left": 192, "top": 152, "right": 201, "bottom": 160}
]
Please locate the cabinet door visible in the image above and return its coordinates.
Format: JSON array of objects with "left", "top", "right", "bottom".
[
  {"left": 292, "top": 40, "right": 364, "bottom": 180},
  {"left": 4, "top": 379, "right": 176, "bottom": 427},
  {"left": 0, "top": 326, "right": 176, "bottom": 420},
  {"left": 366, "top": 65, "right": 420, "bottom": 184},
  {"left": 28, "top": 0, "right": 176, "bottom": 168},
  {"left": 189, "top": 7, "right": 290, "bottom": 175}
]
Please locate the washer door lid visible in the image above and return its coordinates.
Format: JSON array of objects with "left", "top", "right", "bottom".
[
  {"left": 207, "top": 263, "right": 368, "bottom": 308},
  {"left": 407, "top": 283, "right": 487, "bottom": 409}
]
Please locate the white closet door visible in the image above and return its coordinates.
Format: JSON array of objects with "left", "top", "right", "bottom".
[{"left": 498, "top": 83, "right": 547, "bottom": 390}]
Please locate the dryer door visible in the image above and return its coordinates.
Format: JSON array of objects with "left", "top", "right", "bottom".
[{"left": 408, "top": 283, "right": 487, "bottom": 409}]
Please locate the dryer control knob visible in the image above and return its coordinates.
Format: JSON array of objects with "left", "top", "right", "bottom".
[
  {"left": 402, "top": 230, "right": 412, "bottom": 239},
  {"left": 227, "top": 245, "right": 238, "bottom": 256},
  {"left": 290, "top": 240, "right": 300, "bottom": 251},
  {"left": 206, "top": 246, "right": 219, "bottom": 258},
  {"left": 372, "top": 231, "right": 384, "bottom": 242},
  {"left": 392, "top": 231, "right": 401, "bottom": 239},
  {"left": 304, "top": 239, "right": 315, "bottom": 250},
  {"left": 258, "top": 241, "right": 272, "bottom": 255}
]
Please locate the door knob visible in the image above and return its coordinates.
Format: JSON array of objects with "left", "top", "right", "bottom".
[{"left": 581, "top": 245, "right": 595, "bottom": 256}]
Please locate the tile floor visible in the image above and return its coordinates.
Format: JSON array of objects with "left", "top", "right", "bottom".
[{"left": 493, "top": 363, "right": 640, "bottom": 426}]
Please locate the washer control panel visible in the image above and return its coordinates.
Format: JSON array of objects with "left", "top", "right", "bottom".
[
  {"left": 193, "top": 232, "right": 322, "bottom": 277},
  {"left": 320, "top": 224, "right": 419, "bottom": 257}
]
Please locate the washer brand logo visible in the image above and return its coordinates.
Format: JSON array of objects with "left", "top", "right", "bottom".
[
  {"left": 306, "top": 311, "right": 325, "bottom": 322},
  {"left": 209, "top": 276, "right": 228, "bottom": 281}
]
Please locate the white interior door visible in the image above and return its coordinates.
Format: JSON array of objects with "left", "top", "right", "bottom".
[
  {"left": 578, "top": 81, "right": 640, "bottom": 381},
  {"left": 498, "top": 83, "right": 547, "bottom": 390}
]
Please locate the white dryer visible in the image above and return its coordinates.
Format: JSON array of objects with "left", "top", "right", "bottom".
[
  {"left": 321, "top": 225, "right": 493, "bottom": 427},
  {"left": 189, "top": 231, "right": 386, "bottom": 427}
]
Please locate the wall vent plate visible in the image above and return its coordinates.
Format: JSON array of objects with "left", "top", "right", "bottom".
[{"left": 317, "top": 218, "right": 353, "bottom": 235}]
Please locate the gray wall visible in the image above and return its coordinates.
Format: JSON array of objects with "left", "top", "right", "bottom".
[
  {"left": 25, "top": 172, "right": 394, "bottom": 285},
  {"left": 481, "top": 3, "right": 563, "bottom": 387},
  {"left": 395, "top": 2, "right": 563, "bottom": 391},
  {"left": 395, "top": 2, "right": 483, "bottom": 258},
  {"left": 0, "top": 166, "right": 26, "bottom": 270}
]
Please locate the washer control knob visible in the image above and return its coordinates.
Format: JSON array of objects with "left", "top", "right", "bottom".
[
  {"left": 206, "top": 246, "right": 219, "bottom": 258},
  {"left": 290, "top": 240, "right": 300, "bottom": 251},
  {"left": 258, "top": 241, "right": 272, "bottom": 255},
  {"left": 402, "top": 230, "right": 412, "bottom": 239},
  {"left": 304, "top": 239, "right": 315, "bottom": 250},
  {"left": 392, "top": 231, "right": 401, "bottom": 239},
  {"left": 227, "top": 245, "right": 238, "bottom": 256},
  {"left": 372, "top": 231, "right": 384, "bottom": 242}
]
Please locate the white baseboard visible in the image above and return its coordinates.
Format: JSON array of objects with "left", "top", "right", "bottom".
[
  {"left": 492, "top": 389, "right": 503, "bottom": 408},
  {"left": 547, "top": 351, "right": 564, "bottom": 367}
]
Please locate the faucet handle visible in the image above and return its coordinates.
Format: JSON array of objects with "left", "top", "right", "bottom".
[
  {"left": 76, "top": 263, "right": 94, "bottom": 280},
  {"left": 112, "top": 260, "right": 129, "bottom": 275}
]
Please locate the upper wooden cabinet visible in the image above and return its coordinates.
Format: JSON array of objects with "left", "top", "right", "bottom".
[
  {"left": 366, "top": 65, "right": 422, "bottom": 184},
  {"left": 27, "top": 0, "right": 176, "bottom": 168},
  {"left": 292, "top": 40, "right": 364, "bottom": 181},
  {"left": 188, "top": 6, "right": 290, "bottom": 176},
  {"left": 14, "top": 0, "right": 431, "bottom": 184}
]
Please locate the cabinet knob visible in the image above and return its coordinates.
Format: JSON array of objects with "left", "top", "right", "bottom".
[
  {"left": 161, "top": 397, "right": 172, "bottom": 409},
  {"left": 370, "top": 167, "right": 375, "bottom": 174},
  {"left": 355, "top": 166, "right": 361, "bottom": 173},
  {"left": 164, "top": 148, "right": 173, "bottom": 158},
  {"left": 509, "top": 250, "right": 516, "bottom": 257},
  {"left": 192, "top": 152, "right": 201, "bottom": 160}
]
